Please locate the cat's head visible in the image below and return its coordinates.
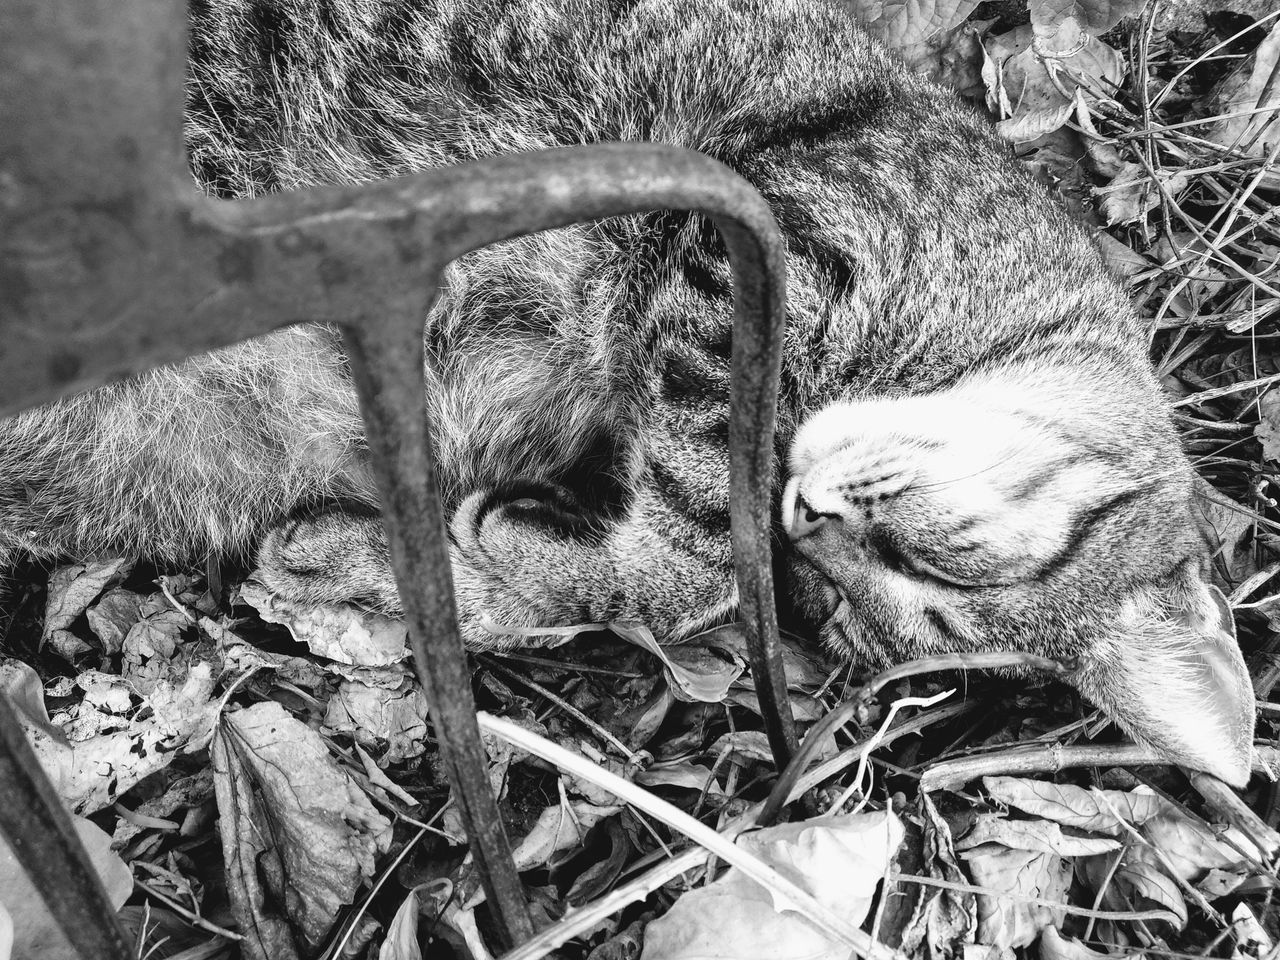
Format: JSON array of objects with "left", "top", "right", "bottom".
[{"left": 784, "top": 366, "right": 1256, "bottom": 786}]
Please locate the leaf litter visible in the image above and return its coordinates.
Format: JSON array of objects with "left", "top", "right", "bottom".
[{"left": 3, "top": 1, "right": 1280, "bottom": 958}]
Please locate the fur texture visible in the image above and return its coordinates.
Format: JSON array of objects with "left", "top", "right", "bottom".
[{"left": 0, "top": 0, "right": 1256, "bottom": 782}]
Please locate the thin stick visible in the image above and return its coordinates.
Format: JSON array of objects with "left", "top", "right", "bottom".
[
  {"left": 1189, "top": 771, "right": 1280, "bottom": 857},
  {"left": 920, "top": 743, "right": 1174, "bottom": 791},
  {"left": 921, "top": 741, "right": 1280, "bottom": 792},
  {"left": 853, "top": 652, "right": 1070, "bottom": 704},
  {"left": 827, "top": 691, "right": 954, "bottom": 814},
  {"left": 134, "top": 879, "right": 242, "bottom": 941},
  {"left": 479, "top": 713, "right": 900, "bottom": 960},
  {"left": 491, "top": 651, "right": 644, "bottom": 679},
  {"left": 479, "top": 655, "right": 640, "bottom": 763},
  {"left": 1082, "top": 844, "right": 1126, "bottom": 942},
  {"left": 114, "top": 803, "right": 180, "bottom": 832},
  {"left": 795, "top": 703, "right": 973, "bottom": 796},
  {"left": 158, "top": 577, "right": 198, "bottom": 624},
  {"left": 321, "top": 823, "right": 431, "bottom": 960}
]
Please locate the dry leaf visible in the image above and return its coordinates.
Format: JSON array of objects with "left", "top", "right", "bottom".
[
  {"left": 0, "top": 660, "right": 65, "bottom": 744},
  {"left": 1197, "top": 867, "right": 1248, "bottom": 899},
  {"left": 42, "top": 559, "right": 133, "bottom": 660},
  {"left": 960, "top": 844, "right": 1071, "bottom": 948},
  {"left": 610, "top": 622, "right": 744, "bottom": 703},
  {"left": 727, "top": 686, "right": 824, "bottom": 722},
  {"left": 1028, "top": 0, "right": 1145, "bottom": 40},
  {"left": 564, "top": 817, "right": 633, "bottom": 906},
  {"left": 983, "top": 778, "right": 1166, "bottom": 834},
  {"left": 692, "top": 625, "right": 831, "bottom": 692},
  {"left": 1209, "top": 23, "right": 1280, "bottom": 157},
  {"left": 421, "top": 882, "right": 495, "bottom": 960},
  {"left": 208, "top": 616, "right": 330, "bottom": 691},
  {"left": 22, "top": 663, "right": 218, "bottom": 815},
  {"left": 896, "top": 19, "right": 991, "bottom": 97},
  {"left": 323, "top": 676, "right": 429, "bottom": 764},
  {"left": 378, "top": 886, "right": 491, "bottom": 960},
  {"left": 85, "top": 588, "right": 145, "bottom": 655},
  {"left": 963, "top": 947, "right": 1011, "bottom": 960},
  {"left": 1095, "top": 231, "right": 1154, "bottom": 279},
  {"left": 111, "top": 769, "right": 214, "bottom": 850},
  {"left": 707, "top": 730, "right": 775, "bottom": 765},
  {"left": 956, "top": 815, "right": 1121, "bottom": 857},
  {"left": 1114, "top": 861, "right": 1187, "bottom": 928},
  {"left": 1193, "top": 485, "right": 1258, "bottom": 588},
  {"left": 635, "top": 761, "right": 725, "bottom": 796},
  {"left": 982, "top": 24, "right": 1124, "bottom": 143},
  {"left": 611, "top": 683, "right": 674, "bottom": 751},
  {"left": 1097, "top": 165, "right": 1191, "bottom": 226},
  {"left": 1040, "top": 925, "right": 1136, "bottom": 960},
  {"left": 0, "top": 816, "right": 131, "bottom": 960},
  {"left": 511, "top": 802, "right": 620, "bottom": 871},
  {"left": 835, "top": 0, "right": 980, "bottom": 52},
  {"left": 117, "top": 905, "right": 231, "bottom": 960},
  {"left": 213, "top": 701, "right": 393, "bottom": 957},
  {"left": 640, "top": 810, "right": 903, "bottom": 960},
  {"left": 1136, "top": 813, "right": 1251, "bottom": 879},
  {"left": 899, "top": 794, "right": 976, "bottom": 959},
  {"left": 379, "top": 888, "right": 423, "bottom": 960},
  {"left": 1231, "top": 902, "right": 1272, "bottom": 960},
  {"left": 122, "top": 609, "right": 192, "bottom": 693},
  {"left": 240, "top": 581, "right": 408, "bottom": 666},
  {"left": 1255, "top": 391, "right": 1280, "bottom": 462},
  {"left": 587, "top": 918, "right": 647, "bottom": 960}
]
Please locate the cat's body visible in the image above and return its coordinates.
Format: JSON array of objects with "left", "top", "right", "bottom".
[{"left": 0, "top": 0, "right": 1256, "bottom": 782}]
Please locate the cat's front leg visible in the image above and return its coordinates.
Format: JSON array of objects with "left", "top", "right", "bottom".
[
  {"left": 254, "top": 488, "right": 736, "bottom": 647},
  {"left": 254, "top": 508, "right": 403, "bottom": 616},
  {"left": 450, "top": 485, "right": 738, "bottom": 643},
  {"left": 254, "top": 509, "right": 525, "bottom": 648}
]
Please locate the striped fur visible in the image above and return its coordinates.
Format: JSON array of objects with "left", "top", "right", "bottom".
[{"left": 0, "top": 0, "right": 1255, "bottom": 782}]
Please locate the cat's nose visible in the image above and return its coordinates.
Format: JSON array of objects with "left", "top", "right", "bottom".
[{"left": 788, "top": 496, "right": 833, "bottom": 541}]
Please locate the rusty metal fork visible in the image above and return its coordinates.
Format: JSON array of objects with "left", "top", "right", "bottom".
[{"left": 1, "top": 1, "right": 795, "bottom": 955}]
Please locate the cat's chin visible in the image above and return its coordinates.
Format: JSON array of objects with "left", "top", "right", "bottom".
[{"left": 798, "top": 575, "right": 890, "bottom": 669}]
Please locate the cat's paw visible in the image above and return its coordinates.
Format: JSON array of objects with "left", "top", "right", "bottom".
[
  {"left": 449, "top": 486, "right": 607, "bottom": 639},
  {"left": 254, "top": 509, "right": 402, "bottom": 615}
]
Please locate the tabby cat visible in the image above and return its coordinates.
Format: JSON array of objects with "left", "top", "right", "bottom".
[{"left": 0, "top": 0, "right": 1256, "bottom": 784}]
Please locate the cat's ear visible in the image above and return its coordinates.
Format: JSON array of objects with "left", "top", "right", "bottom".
[{"left": 1073, "top": 568, "right": 1255, "bottom": 787}]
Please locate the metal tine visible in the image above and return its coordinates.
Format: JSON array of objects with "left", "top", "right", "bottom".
[
  {"left": 339, "top": 316, "right": 537, "bottom": 946},
  {"left": 330, "top": 143, "right": 795, "bottom": 948},
  {"left": 0, "top": 694, "right": 135, "bottom": 960}
]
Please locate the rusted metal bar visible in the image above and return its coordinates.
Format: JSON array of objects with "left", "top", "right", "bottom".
[
  {"left": 326, "top": 147, "right": 795, "bottom": 947},
  {"left": 2, "top": 0, "right": 795, "bottom": 952},
  {"left": 339, "top": 310, "right": 538, "bottom": 946},
  {"left": 0, "top": 694, "right": 134, "bottom": 960}
]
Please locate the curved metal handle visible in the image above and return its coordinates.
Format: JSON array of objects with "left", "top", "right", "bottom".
[{"left": 319, "top": 143, "right": 794, "bottom": 947}]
